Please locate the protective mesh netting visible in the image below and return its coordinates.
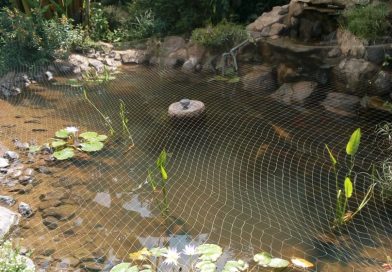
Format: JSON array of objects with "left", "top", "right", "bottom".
[{"left": 1, "top": 53, "right": 392, "bottom": 271}]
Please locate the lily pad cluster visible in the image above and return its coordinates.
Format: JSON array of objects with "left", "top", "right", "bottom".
[
  {"left": 52, "top": 128, "right": 107, "bottom": 160},
  {"left": 110, "top": 243, "right": 314, "bottom": 272}
]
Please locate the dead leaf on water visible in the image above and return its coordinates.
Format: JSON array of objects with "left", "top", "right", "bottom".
[
  {"left": 255, "top": 144, "right": 269, "bottom": 160},
  {"left": 291, "top": 258, "right": 314, "bottom": 269},
  {"left": 271, "top": 124, "right": 291, "bottom": 140},
  {"left": 129, "top": 247, "right": 151, "bottom": 261}
]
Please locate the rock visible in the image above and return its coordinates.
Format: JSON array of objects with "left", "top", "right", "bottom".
[
  {"left": 187, "top": 43, "right": 206, "bottom": 61},
  {"left": 93, "top": 192, "right": 111, "bottom": 208},
  {"left": 336, "top": 29, "right": 366, "bottom": 58},
  {"left": 18, "top": 175, "right": 32, "bottom": 185},
  {"left": 119, "top": 49, "right": 148, "bottom": 64},
  {"left": 81, "top": 262, "right": 104, "bottom": 271},
  {"left": 97, "top": 41, "right": 114, "bottom": 53},
  {"left": 19, "top": 202, "right": 33, "bottom": 218},
  {"left": 45, "top": 71, "right": 54, "bottom": 81},
  {"left": 23, "top": 168, "right": 34, "bottom": 176},
  {"left": 242, "top": 65, "right": 277, "bottom": 93},
  {"left": 38, "top": 199, "right": 62, "bottom": 211},
  {"left": 182, "top": 57, "right": 199, "bottom": 71},
  {"left": 42, "top": 216, "right": 59, "bottom": 230},
  {"left": 88, "top": 59, "right": 104, "bottom": 73},
  {"left": 260, "top": 23, "right": 287, "bottom": 37},
  {"left": 247, "top": 6, "right": 288, "bottom": 32},
  {"left": 161, "top": 36, "right": 186, "bottom": 55},
  {"left": 0, "top": 158, "right": 9, "bottom": 168},
  {"left": 373, "top": 71, "right": 392, "bottom": 96},
  {"left": 21, "top": 256, "right": 35, "bottom": 271},
  {"left": 39, "top": 190, "right": 68, "bottom": 202},
  {"left": 42, "top": 204, "right": 77, "bottom": 221},
  {"left": 41, "top": 248, "right": 55, "bottom": 256},
  {"left": 10, "top": 169, "right": 22, "bottom": 179},
  {"left": 335, "top": 58, "right": 378, "bottom": 93},
  {"left": 0, "top": 206, "right": 19, "bottom": 239},
  {"left": 271, "top": 81, "right": 318, "bottom": 105},
  {"left": 68, "top": 54, "right": 90, "bottom": 72},
  {"left": 321, "top": 92, "right": 360, "bottom": 116},
  {"left": 168, "top": 48, "right": 187, "bottom": 63},
  {"left": 168, "top": 100, "right": 206, "bottom": 119},
  {"left": 365, "top": 45, "right": 387, "bottom": 65},
  {"left": 58, "top": 256, "right": 80, "bottom": 268},
  {"left": 0, "top": 195, "right": 16, "bottom": 206},
  {"left": 4, "top": 151, "right": 19, "bottom": 161},
  {"left": 277, "top": 63, "right": 300, "bottom": 84},
  {"left": 327, "top": 47, "right": 341, "bottom": 58},
  {"left": 0, "top": 72, "right": 30, "bottom": 97}
]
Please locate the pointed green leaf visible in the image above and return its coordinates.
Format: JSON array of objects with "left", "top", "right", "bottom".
[
  {"left": 149, "top": 247, "right": 167, "bottom": 257},
  {"left": 80, "top": 131, "right": 98, "bottom": 139},
  {"left": 55, "top": 129, "right": 69, "bottom": 138},
  {"left": 110, "top": 263, "right": 139, "bottom": 272},
  {"left": 80, "top": 141, "right": 104, "bottom": 152},
  {"left": 344, "top": 177, "right": 353, "bottom": 198},
  {"left": 29, "top": 145, "right": 41, "bottom": 153},
  {"left": 196, "top": 244, "right": 222, "bottom": 262},
  {"left": 346, "top": 128, "right": 361, "bottom": 156},
  {"left": 195, "top": 260, "right": 216, "bottom": 272},
  {"left": 253, "top": 252, "right": 272, "bottom": 267},
  {"left": 223, "top": 260, "right": 248, "bottom": 272},
  {"left": 160, "top": 166, "right": 168, "bottom": 180},
  {"left": 52, "top": 140, "right": 67, "bottom": 148},
  {"left": 227, "top": 77, "right": 240, "bottom": 84},
  {"left": 268, "top": 258, "right": 290, "bottom": 268},
  {"left": 53, "top": 147, "right": 74, "bottom": 160},
  {"left": 325, "top": 145, "right": 337, "bottom": 166},
  {"left": 157, "top": 149, "right": 167, "bottom": 168}
]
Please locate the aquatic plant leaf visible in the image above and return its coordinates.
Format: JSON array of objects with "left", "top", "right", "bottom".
[
  {"left": 253, "top": 252, "right": 272, "bottom": 267},
  {"left": 160, "top": 166, "right": 168, "bottom": 180},
  {"left": 227, "top": 77, "right": 240, "bottom": 84},
  {"left": 196, "top": 244, "right": 222, "bottom": 262},
  {"left": 325, "top": 145, "right": 337, "bottom": 166},
  {"left": 210, "top": 75, "right": 229, "bottom": 82},
  {"left": 157, "top": 149, "right": 167, "bottom": 168},
  {"left": 223, "top": 260, "right": 249, "bottom": 272},
  {"left": 195, "top": 260, "right": 216, "bottom": 272},
  {"left": 51, "top": 140, "right": 67, "bottom": 148},
  {"left": 96, "top": 134, "right": 108, "bottom": 141},
  {"left": 55, "top": 129, "right": 69, "bottom": 138},
  {"left": 80, "top": 141, "right": 104, "bottom": 152},
  {"left": 53, "top": 147, "right": 74, "bottom": 160},
  {"left": 129, "top": 248, "right": 151, "bottom": 261},
  {"left": 140, "top": 264, "right": 152, "bottom": 272},
  {"left": 149, "top": 247, "right": 167, "bottom": 257},
  {"left": 29, "top": 145, "right": 41, "bottom": 153},
  {"left": 80, "top": 131, "right": 98, "bottom": 139},
  {"left": 291, "top": 258, "right": 314, "bottom": 269},
  {"left": 268, "top": 258, "right": 290, "bottom": 268},
  {"left": 344, "top": 177, "right": 353, "bottom": 198},
  {"left": 346, "top": 128, "right": 361, "bottom": 156},
  {"left": 147, "top": 169, "right": 157, "bottom": 191},
  {"left": 110, "top": 263, "right": 139, "bottom": 272}
]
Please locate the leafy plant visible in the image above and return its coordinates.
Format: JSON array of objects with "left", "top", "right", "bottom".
[
  {"left": 110, "top": 243, "right": 312, "bottom": 271},
  {"left": 191, "top": 21, "right": 248, "bottom": 50},
  {"left": 0, "top": 240, "right": 34, "bottom": 272},
  {"left": 341, "top": 3, "right": 390, "bottom": 41},
  {"left": 89, "top": 2, "right": 110, "bottom": 41},
  {"left": 51, "top": 127, "right": 107, "bottom": 160},
  {"left": 119, "top": 99, "right": 135, "bottom": 149},
  {"left": 82, "top": 66, "right": 116, "bottom": 84},
  {"left": 326, "top": 128, "right": 375, "bottom": 228}
]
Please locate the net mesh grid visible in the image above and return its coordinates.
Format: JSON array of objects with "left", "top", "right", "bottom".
[{"left": 0, "top": 50, "right": 391, "bottom": 271}]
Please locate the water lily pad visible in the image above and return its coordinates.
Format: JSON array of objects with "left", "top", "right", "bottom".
[
  {"left": 53, "top": 148, "right": 74, "bottom": 160},
  {"left": 80, "top": 131, "right": 98, "bottom": 139},
  {"left": 110, "top": 263, "right": 139, "bottom": 272},
  {"left": 96, "top": 134, "right": 108, "bottom": 141},
  {"left": 253, "top": 252, "right": 272, "bottom": 267},
  {"left": 196, "top": 244, "right": 222, "bottom": 262},
  {"left": 29, "top": 145, "right": 41, "bottom": 153},
  {"left": 51, "top": 140, "right": 67, "bottom": 148},
  {"left": 80, "top": 141, "right": 104, "bottom": 152},
  {"left": 268, "top": 258, "right": 290, "bottom": 268},
  {"left": 223, "top": 260, "right": 249, "bottom": 272},
  {"left": 0, "top": 158, "right": 9, "bottom": 168},
  {"left": 195, "top": 260, "right": 216, "bottom": 272},
  {"left": 55, "top": 129, "right": 69, "bottom": 138},
  {"left": 149, "top": 247, "right": 167, "bottom": 257}
]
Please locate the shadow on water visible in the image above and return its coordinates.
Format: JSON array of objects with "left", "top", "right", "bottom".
[{"left": 2, "top": 65, "right": 392, "bottom": 271}]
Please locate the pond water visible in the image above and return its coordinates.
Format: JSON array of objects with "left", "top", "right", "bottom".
[{"left": 1, "top": 65, "right": 392, "bottom": 271}]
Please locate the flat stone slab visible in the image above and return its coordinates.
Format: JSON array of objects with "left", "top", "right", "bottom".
[
  {"left": 0, "top": 206, "right": 20, "bottom": 239},
  {"left": 168, "top": 100, "right": 205, "bottom": 118}
]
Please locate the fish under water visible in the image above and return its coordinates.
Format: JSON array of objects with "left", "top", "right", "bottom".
[{"left": 255, "top": 143, "right": 269, "bottom": 160}]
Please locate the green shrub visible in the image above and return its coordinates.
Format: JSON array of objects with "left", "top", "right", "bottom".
[
  {"left": 342, "top": 3, "right": 390, "bottom": 41},
  {"left": 191, "top": 21, "right": 248, "bottom": 49},
  {"left": 89, "top": 3, "right": 111, "bottom": 41},
  {"left": 0, "top": 8, "right": 86, "bottom": 73},
  {"left": 0, "top": 240, "right": 33, "bottom": 272}
]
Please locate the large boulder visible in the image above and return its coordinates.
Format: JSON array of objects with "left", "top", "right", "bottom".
[
  {"left": 271, "top": 81, "right": 318, "bottom": 105},
  {"left": 247, "top": 5, "right": 289, "bottom": 33},
  {"left": 334, "top": 58, "right": 378, "bottom": 94},
  {"left": 182, "top": 43, "right": 206, "bottom": 71},
  {"left": 242, "top": 65, "right": 277, "bottom": 93},
  {"left": 119, "top": 49, "right": 148, "bottom": 64},
  {"left": 0, "top": 206, "right": 20, "bottom": 239},
  {"left": 161, "top": 36, "right": 186, "bottom": 55},
  {"left": 0, "top": 72, "right": 30, "bottom": 97},
  {"left": 373, "top": 71, "right": 392, "bottom": 96},
  {"left": 321, "top": 92, "right": 360, "bottom": 116},
  {"left": 336, "top": 29, "right": 366, "bottom": 58},
  {"left": 68, "top": 54, "right": 90, "bottom": 72}
]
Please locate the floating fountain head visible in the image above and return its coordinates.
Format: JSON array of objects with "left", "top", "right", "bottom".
[{"left": 168, "top": 98, "right": 205, "bottom": 119}]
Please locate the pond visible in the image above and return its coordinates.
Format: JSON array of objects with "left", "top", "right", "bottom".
[{"left": 0, "top": 65, "right": 391, "bottom": 271}]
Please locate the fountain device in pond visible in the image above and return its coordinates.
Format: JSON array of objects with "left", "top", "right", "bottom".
[{"left": 168, "top": 98, "right": 205, "bottom": 119}]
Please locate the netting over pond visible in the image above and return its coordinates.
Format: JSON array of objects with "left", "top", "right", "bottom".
[{"left": 1, "top": 57, "right": 392, "bottom": 271}]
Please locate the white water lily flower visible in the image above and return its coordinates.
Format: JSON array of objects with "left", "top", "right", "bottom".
[
  {"left": 183, "top": 244, "right": 197, "bottom": 256},
  {"left": 163, "top": 247, "right": 180, "bottom": 266},
  {"left": 65, "top": 126, "right": 79, "bottom": 134}
]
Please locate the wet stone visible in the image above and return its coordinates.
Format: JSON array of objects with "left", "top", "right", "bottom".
[
  {"left": 18, "top": 175, "right": 32, "bottom": 185},
  {"left": 41, "top": 248, "right": 55, "bottom": 256},
  {"left": 38, "top": 199, "right": 62, "bottom": 211},
  {"left": 81, "top": 262, "right": 104, "bottom": 271},
  {"left": 42, "top": 204, "right": 77, "bottom": 221},
  {"left": 19, "top": 202, "right": 33, "bottom": 218},
  {"left": 59, "top": 256, "right": 80, "bottom": 268},
  {"left": 4, "top": 151, "right": 19, "bottom": 161},
  {"left": 0, "top": 158, "right": 9, "bottom": 168},
  {"left": 42, "top": 216, "right": 59, "bottom": 230},
  {"left": 0, "top": 195, "right": 16, "bottom": 206},
  {"left": 38, "top": 166, "right": 52, "bottom": 174},
  {"left": 23, "top": 168, "right": 34, "bottom": 176},
  {"left": 39, "top": 191, "right": 68, "bottom": 201},
  {"left": 10, "top": 169, "right": 22, "bottom": 179}
]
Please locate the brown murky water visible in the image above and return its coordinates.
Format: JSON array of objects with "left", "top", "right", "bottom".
[{"left": 0, "top": 65, "right": 391, "bottom": 271}]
